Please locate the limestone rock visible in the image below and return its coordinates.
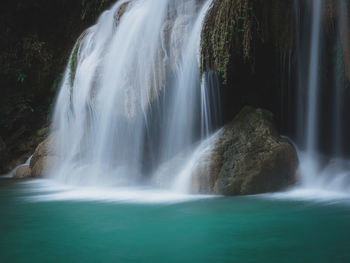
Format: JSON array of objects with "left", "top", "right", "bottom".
[
  {"left": 191, "top": 106, "right": 298, "bottom": 195},
  {"left": 29, "top": 134, "right": 58, "bottom": 178}
]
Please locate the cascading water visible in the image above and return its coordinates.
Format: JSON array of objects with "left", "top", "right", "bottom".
[
  {"left": 301, "top": 0, "right": 322, "bottom": 186},
  {"left": 49, "top": 0, "right": 217, "bottom": 192},
  {"left": 293, "top": 0, "right": 350, "bottom": 194}
]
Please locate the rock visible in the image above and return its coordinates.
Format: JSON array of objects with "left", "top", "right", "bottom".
[
  {"left": 29, "top": 134, "right": 58, "bottom": 178},
  {"left": 13, "top": 165, "right": 32, "bottom": 179},
  {"left": 0, "top": 137, "right": 6, "bottom": 172},
  {"left": 31, "top": 156, "right": 58, "bottom": 178},
  {"left": 191, "top": 106, "right": 298, "bottom": 195},
  {"left": 115, "top": 1, "right": 130, "bottom": 25},
  {"left": 0, "top": 124, "right": 50, "bottom": 174},
  {"left": 36, "top": 126, "right": 50, "bottom": 138},
  {"left": 340, "top": 1, "right": 350, "bottom": 83},
  {"left": 0, "top": 136, "right": 5, "bottom": 152}
]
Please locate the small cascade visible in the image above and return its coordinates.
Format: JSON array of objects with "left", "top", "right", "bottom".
[
  {"left": 50, "top": 0, "right": 217, "bottom": 191},
  {"left": 5, "top": 155, "right": 32, "bottom": 178}
]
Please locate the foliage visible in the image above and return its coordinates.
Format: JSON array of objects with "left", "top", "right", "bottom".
[
  {"left": 51, "top": 74, "right": 63, "bottom": 93},
  {"left": 0, "top": 0, "right": 115, "bottom": 141},
  {"left": 201, "top": 0, "right": 255, "bottom": 83},
  {"left": 17, "top": 73, "right": 27, "bottom": 83},
  {"left": 0, "top": 95, "right": 34, "bottom": 131},
  {"left": 201, "top": 0, "right": 294, "bottom": 84}
]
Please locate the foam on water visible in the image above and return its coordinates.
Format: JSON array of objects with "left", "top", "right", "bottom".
[
  {"left": 0, "top": 174, "right": 13, "bottom": 179},
  {"left": 22, "top": 179, "right": 213, "bottom": 204},
  {"left": 263, "top": 187, "right": 350, "bottom": 205}
]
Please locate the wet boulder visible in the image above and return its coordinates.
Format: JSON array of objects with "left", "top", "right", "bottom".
[
  {"left": 13, "top": 165, "right": 32, "bottom": 179},
  {"left": 191, "top": 106, "right": 298, "bottom": 195},
  {"left": 30, "top": 134, "right": 58, "bottom": 178}
]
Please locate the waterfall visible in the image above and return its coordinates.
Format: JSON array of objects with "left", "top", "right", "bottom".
[
  {"left": 294, "top": 0, "right": 350, "bottom": 194},
  {"left": 49, "top": 0, "right": 216, "bottom": 191},
  {"left": 302, "top": 0, "right": 322, "bottom": 186}
]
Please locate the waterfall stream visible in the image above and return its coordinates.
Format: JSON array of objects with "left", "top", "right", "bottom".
[
  {"left": 302, "top": 0, "right": 322, "bottom": 186},
  {"left": 49, "top": 0, "right": 216, "bottom": 192},
  {"left": 294, "top": 0, "right": 350, "bottom": 194}
]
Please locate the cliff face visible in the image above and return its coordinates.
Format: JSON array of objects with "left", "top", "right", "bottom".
[{"left": 0, "top": 0, "right": 116, "bottom": 173}]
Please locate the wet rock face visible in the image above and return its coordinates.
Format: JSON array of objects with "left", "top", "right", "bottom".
[
  {"left": 191, "top": 106, "right": 298, "bottom": 195},
  {"left": 4, "top": 132, "right": 57, "bottom": 179},
  {"left": 115, "top": 1, "right": 130, "bottom": 25},
  {"left": 0, "top": 126, "right": 49, "bottom": 175},
  {"left": 13, "top": 165, "right": 31, "bottom": 179}
]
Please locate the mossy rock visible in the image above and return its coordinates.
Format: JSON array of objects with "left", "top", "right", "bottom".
[{"left": 191, "top": 106, "right": 298, "bottom": 195}]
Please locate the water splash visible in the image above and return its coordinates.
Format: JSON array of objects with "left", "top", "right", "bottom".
[{"left": 22, "top": 179, "right": 212, "bottom": 204}]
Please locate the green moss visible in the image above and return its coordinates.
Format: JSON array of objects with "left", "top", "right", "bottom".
[{"left": 51, "top": 73, "right": 63, "bottom": 93}]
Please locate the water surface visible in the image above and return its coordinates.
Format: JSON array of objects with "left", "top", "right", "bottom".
[{"left": 1, "top": 179, "right": 350, "bottom": 263}]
